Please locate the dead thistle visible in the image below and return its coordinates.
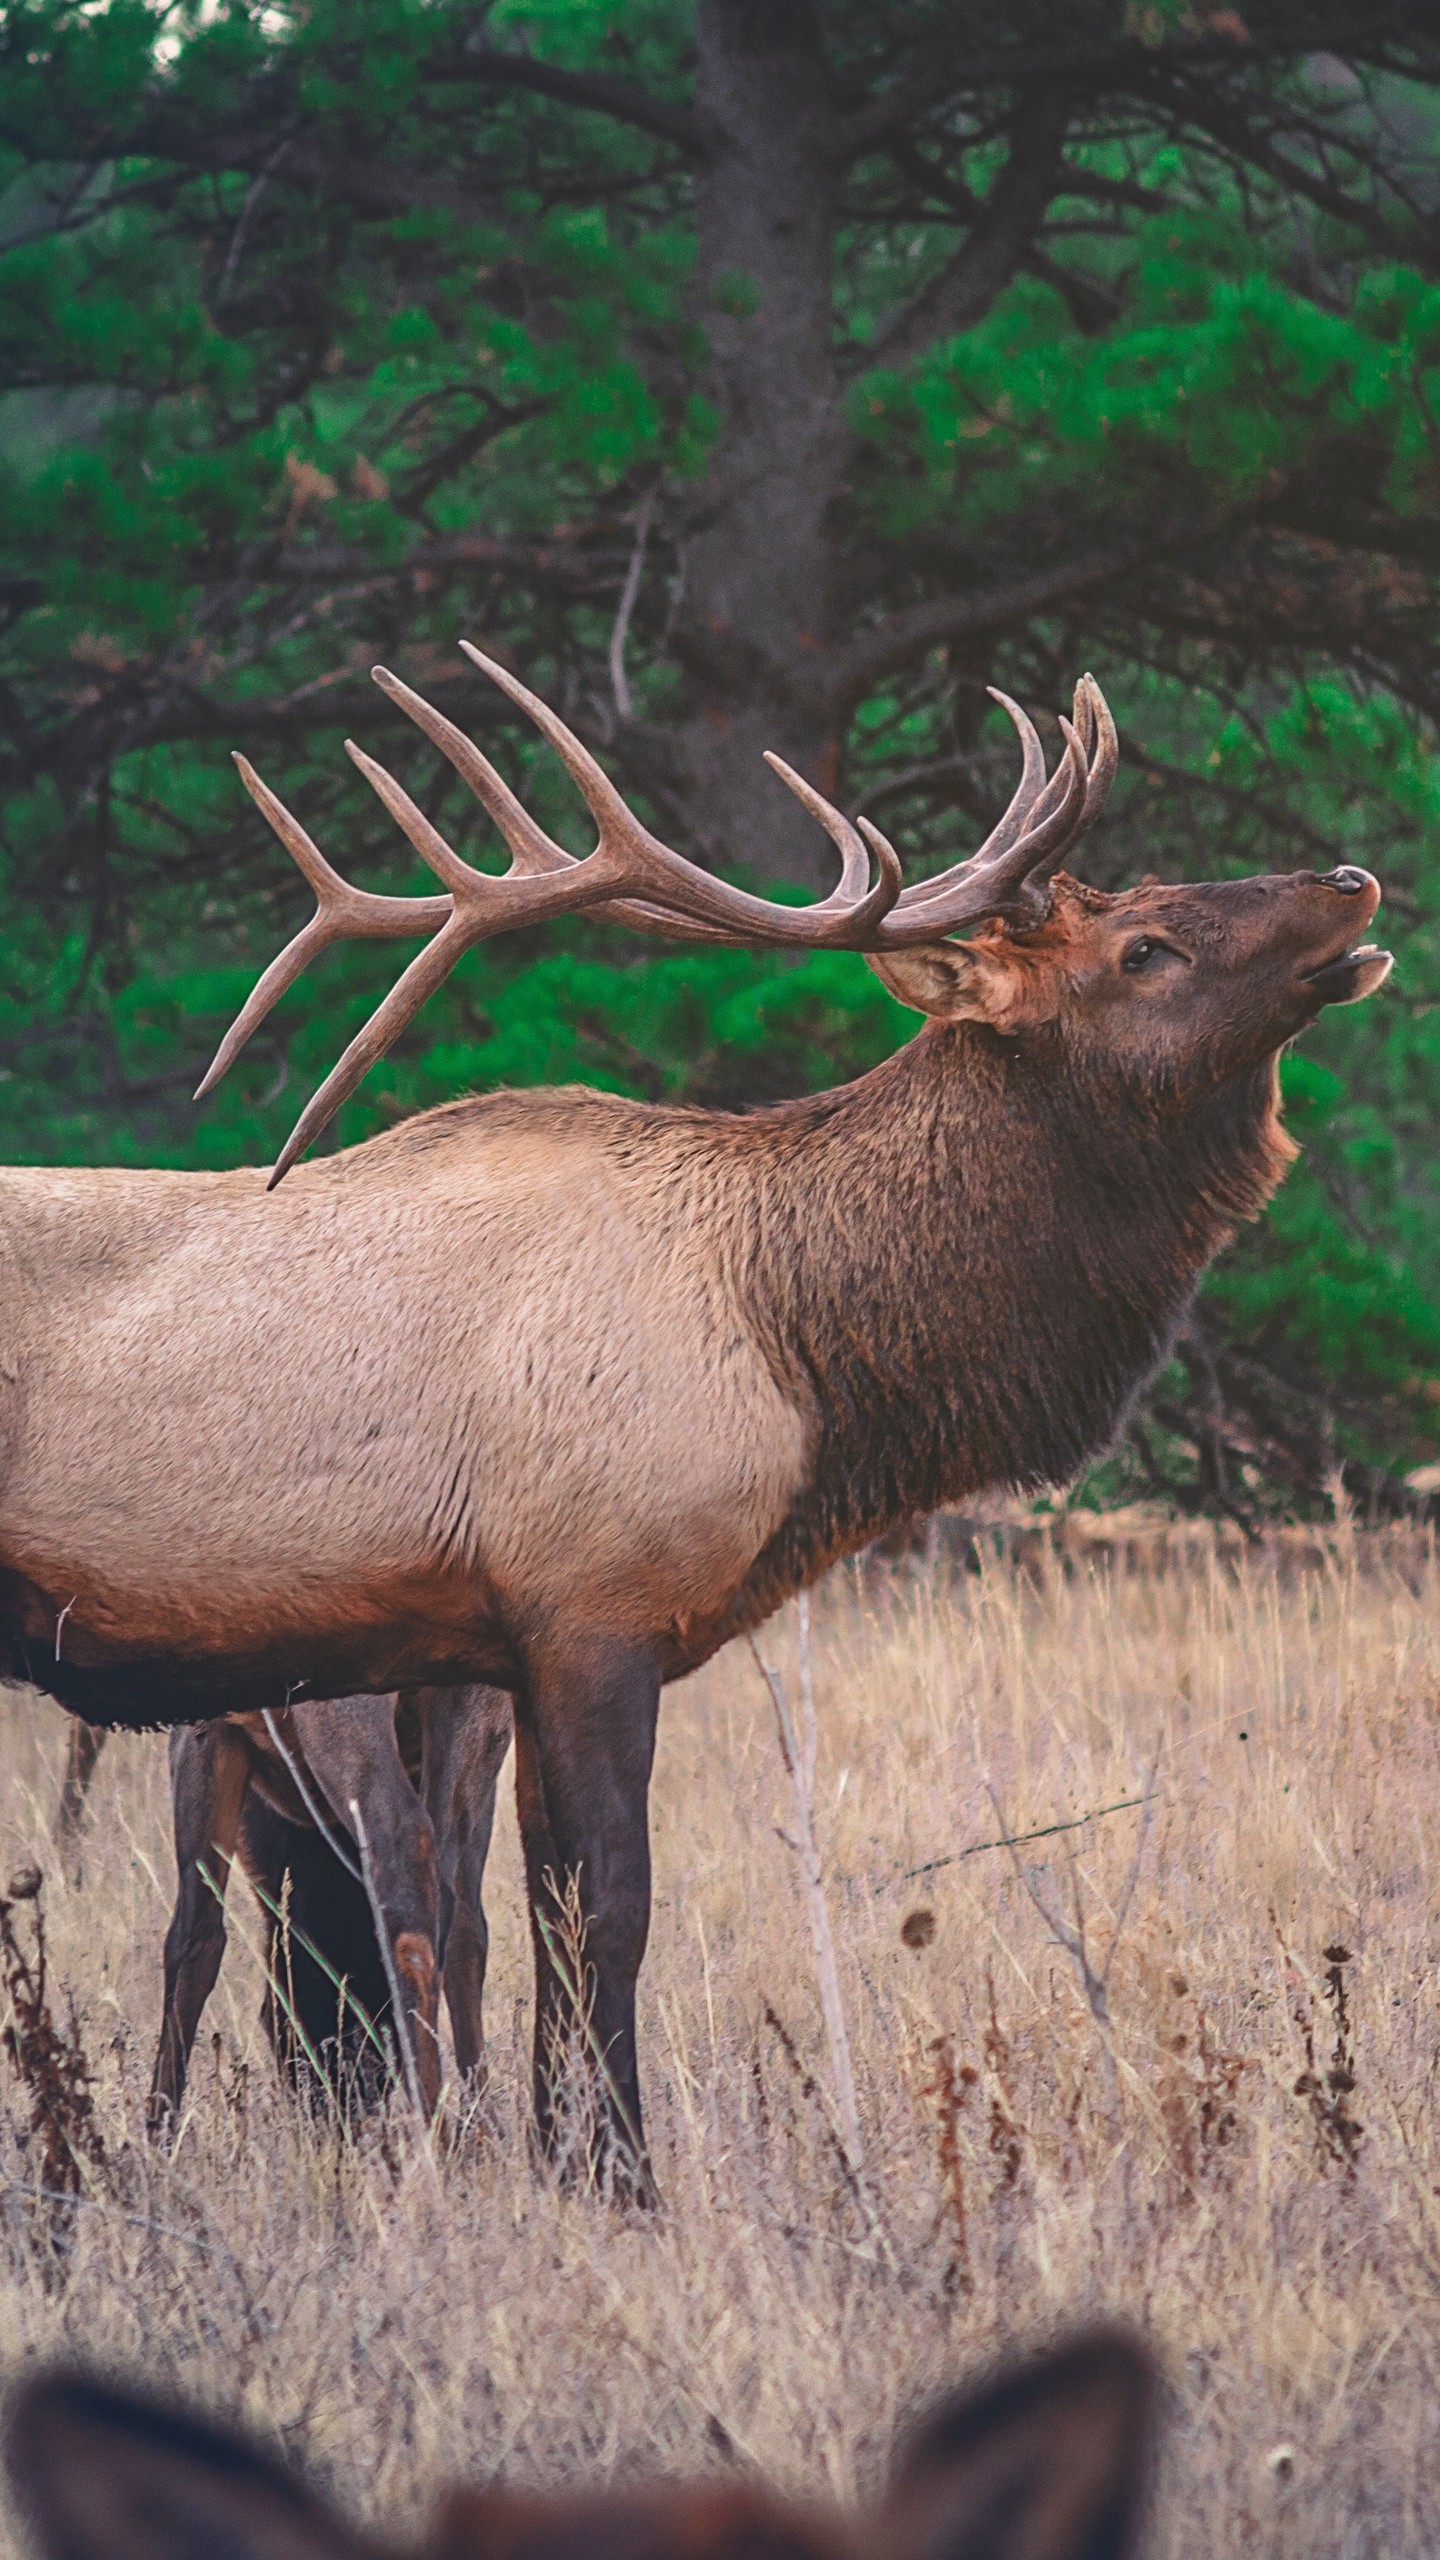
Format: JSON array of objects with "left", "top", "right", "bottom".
[
  {"left": 982, "top": 1967, "right": 1026, "bottom": 2198},
  {"left": 919, "top": 2032, "right": 975, "bottom": 2293},
  {"left": 1153, "top": 1959, "right": 1254, "bottom": 2199},
  {"left": 761, "top": 1999, "right": 863, "bottom": 2209},
  {"left": 0, "top": 1866, "right": 105, "bottom": 2201},
  {"left": 1273, "top": 1916, "right": 1364, "bottom": 2178}
]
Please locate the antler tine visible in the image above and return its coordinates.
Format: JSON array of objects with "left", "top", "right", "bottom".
[
  {"left": 875, "top": 675, "right": 1118, "bottom": 946},
  {"left": 458, "top": 637, "right": 656, "bottom": 860},
  {"left": 373, "top": 666, "right": 851, "bottom": 948},
  {"left": 1009, "top": 713, "right": 1091, "bottom": 921},
  {"left": 194, "top": 754, "right": 451, "bottom": 1099},
  {"left": 460, "top": 640, "right": 902, "bottom": 948},
  {"left": 266, "top": 911, "right": 477, "bottom": 1191},
  {"left": 372, "top": 665, "right": 734, "bottom": 948},
  {"left": 868, "top": 717, "right": 1090, "bottom": 948},
  {"left": 762, "top": 754, "right": 871, "bottom": 905},
  {"left": 610, "top": 756, "right": 900, "bottom": 944},
  {"left": 344, "top": 740, "right": 508, "bottom": 899},
  {"left": 1077, "top": 674, "right": 1118, "bottom": 829},
  {"left": 370, "top": 666, "right": 576, "bottom": 881},
  {"left": 372, "top": 663, "right": 778, "bottom": 949},
  {"left": 891, "top": 688, "right": 1048, "bottom": 915}
]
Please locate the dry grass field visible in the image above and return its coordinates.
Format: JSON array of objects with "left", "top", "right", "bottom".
[{"left": 0, "top": 1531, "right": 1438, "bottom": 2557}]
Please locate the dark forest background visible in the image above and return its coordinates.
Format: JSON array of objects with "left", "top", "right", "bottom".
[{"left": 2, "top": 0, "right": 1439, "bottom": 1521}]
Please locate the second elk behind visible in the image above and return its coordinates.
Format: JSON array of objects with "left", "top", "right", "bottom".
[{"left": 148, "top": 1685, "right": 512, "bottom": 2131}]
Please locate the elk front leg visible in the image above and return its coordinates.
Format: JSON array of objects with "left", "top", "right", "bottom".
[
  {"left": 297, "top": 1695, "right": 443, "bottom": 2115},
  {"left": 149, "top": 1723, "right": 251, "bottom": 2135},
  {"left": 514, "top": 1641, "right": 660, "bottom": 2203},
  {"left": 414, "top": 1684, "right": 513, "bottom": 2084}
]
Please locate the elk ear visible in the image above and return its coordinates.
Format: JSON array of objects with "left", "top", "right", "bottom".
[
  {"left": 880, "top": 2330, "right": 1153, "bottom": 2560},
  {"left": 7, "top": 2375, "right": 368, "bottom": 2560},
  {"left": 864, "top": 943, "right": 1025, "bottom": 1028}
]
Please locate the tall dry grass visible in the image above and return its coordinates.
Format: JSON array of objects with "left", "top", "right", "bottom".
[{"left": 0, "top": 1534, "right": 1438, "bottom": 2556}]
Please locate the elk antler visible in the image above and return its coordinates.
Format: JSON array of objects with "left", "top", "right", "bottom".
[{"left": 206, "top": 651, "right": 1115, "bottom": 1185}]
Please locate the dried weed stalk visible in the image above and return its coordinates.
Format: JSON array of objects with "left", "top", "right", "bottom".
[
  {"left": 919, "top": 2032, "right": 975, "bottom": 2293},
  {"left": 983, "top": 1968, "right": 1026, "bottom": 2198},
  {"left": 533, "top": 1866, "right": 651, "bottom": 2199},
  {"left": 749, "top": 1595, "right": 862, "bottom": 2170},
  {"left": 1152, "top": 1955, "right": 1254, "bottom": 2199},
  {"left": 534, "top": 1867, "right": 601, "bottom": 2183},
  {"left": 987, "top": 1754, "right": 1157, "bottom": 2128},
  {"left": 0, "top": 1866, "right": 105, "bottom": 2200},
  {"left": 761, "top": 1999, "right": 863, "bottom": 2209},
  {"left": 1273, "top": 1915, "right": 1365, "bottom": 2178}
]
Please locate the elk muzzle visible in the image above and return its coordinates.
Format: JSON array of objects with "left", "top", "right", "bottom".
[{"left": 1298, "top": 867, "right": 1391, "bottom": 1007}]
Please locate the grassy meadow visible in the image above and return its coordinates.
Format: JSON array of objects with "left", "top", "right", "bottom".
[{"left": 0, "top": 1528, "right": 1438, "bottom": 2556}]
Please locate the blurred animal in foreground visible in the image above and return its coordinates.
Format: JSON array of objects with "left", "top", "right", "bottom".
[
  {"left": 146, "top": 1685, "right": 511, "bottom": 2128},
  {"left": 8, "top": 2327, "right": 1153, "bottom": 2560},
  {"left": 1, "top": 654, "right": 1390, "bottom": 2195}
]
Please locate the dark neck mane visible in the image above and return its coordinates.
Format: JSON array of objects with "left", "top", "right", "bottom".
[{"left": 728, "top": 1020, "right": 1291, "bottom": 1611}]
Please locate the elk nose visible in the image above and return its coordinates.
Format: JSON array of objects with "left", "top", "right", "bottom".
[{"left": 1325, "top": 866, "right": 1372, "bottom": 894}]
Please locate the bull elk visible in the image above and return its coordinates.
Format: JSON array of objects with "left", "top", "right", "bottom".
[
  {"left": 0, "top": 648, "right": 1391, "bottom": 2189},
  {"left": 8, "top": 2328, "right": 1155, "bottom": 2560}
]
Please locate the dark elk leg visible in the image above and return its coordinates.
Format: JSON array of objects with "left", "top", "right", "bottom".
[
  {"left": 413, "top": 1684, "right": 513, "bottom": 2084},
  {"left": 297, "top": 1695, "right": 444, "bottom": 2114},
  {"left": 52, "top": 1720, "right": 106, "bottom": 1861},
  {"left": 149, "top": 1723, "right": 251, "bottom": 2134},
  {"left": 237, "top": 1795, "right": 395, "bottom": 2105},
  {"left": 514, "top": 1642, "right": 660, "bottom": 2202}
]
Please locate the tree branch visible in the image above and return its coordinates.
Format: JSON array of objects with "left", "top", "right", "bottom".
[
  {"left": 865, "top": 89, "right": 1070, "bottom": 372},
  {"left": 1149, "top": 70, "right": 1440, "bottom": 267},
  {"left": 449, "top": 44, "right": 704, "bottom": 157},
  {"left": 837, "top": 10, "right": 1438, "bottom": 161},
  {"left": 823, "top": 523, "right": 1170, "bottom": 709}
]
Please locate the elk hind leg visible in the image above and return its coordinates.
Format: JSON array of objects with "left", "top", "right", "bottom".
[
  {"left": 298, "top": 1695, "right": 443, "bottom": 2114},
  {"left": 414, "top": 1683, "right": 513, "bottom": 2086},
  {"left": 149, "top": 1723, "right": 251, "bottom": 2137}
]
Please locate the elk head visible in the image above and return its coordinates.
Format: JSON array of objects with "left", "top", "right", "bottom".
[
  {"left": 867, "top": 866, "right": 1391, "bottom": 1106},
  {"left": 8, "top": 2330, "right": 1154, "bottom": 2560},
  {"left": 203, "top": 651, "right": 1390, "bottom": 1177}
]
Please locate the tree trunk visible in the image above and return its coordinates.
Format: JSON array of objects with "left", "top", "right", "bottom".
[{"left": 667, "top": 0, "right": 846, "bottom": 890}]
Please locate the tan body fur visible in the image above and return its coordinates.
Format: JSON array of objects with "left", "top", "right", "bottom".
[{"left": 0, "top": 1095, "right": 809, "bottom": 1711}]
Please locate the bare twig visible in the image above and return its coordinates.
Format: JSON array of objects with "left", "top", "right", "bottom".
[
  {"left": 0, "top": 2179, "right": 210, "bottom": 2254},
  {"left": 987, "top": 1748, "right": 1159, "bottom": 2120},
  {"left": 262, "top": 1710, "right": 363, "bottom": 1882},
  {"left": 608, "top": 489, "right": 655, "bottom": 722},
  {"left": 217, "top": 134, "right": 292, "bottom": 307},
  {"left": 749, "top": 1595, "right": 862, "bottom": 2171},
  {"left": 888, "top": 1791, "right": 1159, "bottom": 1888}
]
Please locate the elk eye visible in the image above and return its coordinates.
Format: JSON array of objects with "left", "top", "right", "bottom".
[{"left": 1123, "top": 936, "right": 1167, "bottom": 973}]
